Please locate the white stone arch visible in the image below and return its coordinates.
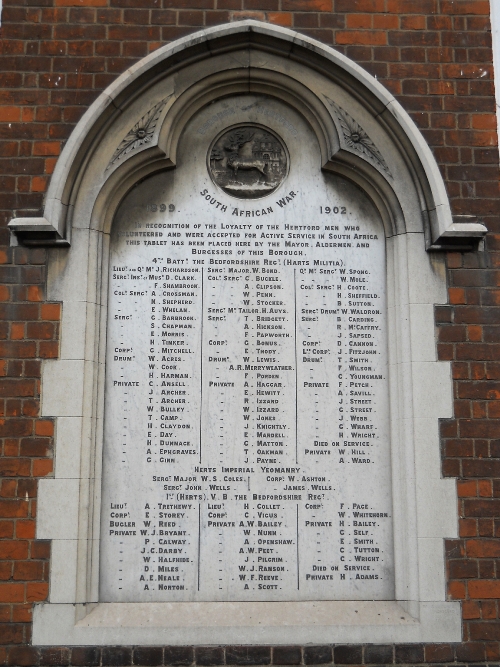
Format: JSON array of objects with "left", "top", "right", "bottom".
[
  {"left": 10, "top": 21, "right": 485, "bottom": 248},
  {"left": 17, "top": 21, "right": 470, "bottom": 645}
]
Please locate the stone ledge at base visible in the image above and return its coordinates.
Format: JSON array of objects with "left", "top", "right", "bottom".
[{"left": 32, "top": 601, "right": 461, "bottom": 646}]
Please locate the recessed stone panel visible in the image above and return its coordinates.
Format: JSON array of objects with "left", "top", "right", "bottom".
[{"left": 99, "top": 95, "right": 394, "bottom": 603}]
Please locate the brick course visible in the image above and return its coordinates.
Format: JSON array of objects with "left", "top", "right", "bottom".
[{"left": 0, "top": 0, "right": 499, "bottom": 663}]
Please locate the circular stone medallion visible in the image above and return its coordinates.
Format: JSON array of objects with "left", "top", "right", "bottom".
[{"left": 208, "top": 124, "right": 288, "bottom": 200}]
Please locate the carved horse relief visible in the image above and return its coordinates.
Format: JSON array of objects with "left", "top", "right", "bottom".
[{"left": 208, "top": 125, "right": 288, "bottom": 199}]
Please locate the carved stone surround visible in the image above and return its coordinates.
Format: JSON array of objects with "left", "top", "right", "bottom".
[{"left": 10, "top": 21, "right": 463, "bottom": 645}]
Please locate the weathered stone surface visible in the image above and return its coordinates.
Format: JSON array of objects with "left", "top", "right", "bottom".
[{"left": 100, "top": 95, "right": 394, "bottom": 603}]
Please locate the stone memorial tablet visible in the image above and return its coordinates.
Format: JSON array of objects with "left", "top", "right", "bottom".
[{"left": 100, "top": 97, "right": 394, "bottom": 603}]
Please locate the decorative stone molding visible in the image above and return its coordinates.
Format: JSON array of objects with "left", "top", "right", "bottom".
[
  {"left": 107, "top": 95, "right": 173, "bottom": 170},
  {"left": 325, "top": 97, "right": 392, "bottom": 177}
]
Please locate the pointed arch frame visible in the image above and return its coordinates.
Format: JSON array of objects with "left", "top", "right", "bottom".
[
  {"left": 9, "top": 21, "right": 485, "bottom": 249},
  {"left": 25, "top": 21, "right": 464, "bottom": 645}
]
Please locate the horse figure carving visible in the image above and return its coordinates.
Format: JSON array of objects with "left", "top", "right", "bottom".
[
  {"left": 226, "top": 152, "right": 268, "bottom": 181},
  {"left": 209, "top": 126, "right": 286, "bottom": 198},
  {"left": 221, "top": 129, "right": 268, "bottom": 184}
]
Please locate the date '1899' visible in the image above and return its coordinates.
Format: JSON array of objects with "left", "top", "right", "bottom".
[{"left": 146, "top": 204, "right": 176, "bottom": 212}]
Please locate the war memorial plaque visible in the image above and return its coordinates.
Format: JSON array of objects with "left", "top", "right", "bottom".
[{"left": 100, "top": 99, "right": 395, "bottom": 603}]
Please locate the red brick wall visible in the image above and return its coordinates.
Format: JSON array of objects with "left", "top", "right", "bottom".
[{"left": 0, "top": 0, "right": 499, "bottom": 664}]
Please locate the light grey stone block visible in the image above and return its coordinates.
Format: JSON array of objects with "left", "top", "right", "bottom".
[{"left": 31, "top": 22, "right": 460, "bottom": 645}]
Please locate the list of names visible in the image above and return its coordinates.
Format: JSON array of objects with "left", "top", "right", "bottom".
[{"left": 100, "top": 185, "right": 395, "bottom": 602}]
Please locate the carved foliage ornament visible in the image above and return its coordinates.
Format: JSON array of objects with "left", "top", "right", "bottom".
[
  {"left": 325, "top": 97, "right": 392, "bottom": 177},
  {"left": 107, "top": 95, "right": 173, "bottom": 170}
]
